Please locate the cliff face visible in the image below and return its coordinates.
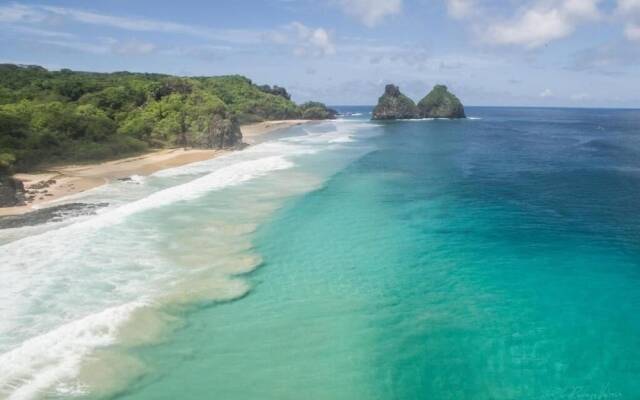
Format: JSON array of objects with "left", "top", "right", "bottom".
[
  {"left": 372, "top": 85, "right": 419, "bottom": 120},
  {"left": 187, "top": 112, "right": 243, "bottom": 149},
  {"left": 417, "top": 85, "right": 466, "bottom": 118}
]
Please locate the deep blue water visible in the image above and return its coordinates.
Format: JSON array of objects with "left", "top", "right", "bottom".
[{"left": 115, "top": 106, "right": 640, "bottom": 399}]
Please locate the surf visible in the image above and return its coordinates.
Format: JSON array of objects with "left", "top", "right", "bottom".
[{"left": 0, "top": 120, "right": 378, "bottom": 399}]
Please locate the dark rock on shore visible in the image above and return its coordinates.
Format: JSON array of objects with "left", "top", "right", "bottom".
[
  {"left": 372, "top": 85, "right": 419, "bottom": 120},
  {"left": 417, "top": 85, "right": 465, "bottom": 118},
  {"left": 0, "top": 202, "right": 108, "bottom": 229},
  {"left": 0, "top": 176, "right": 25, "bottom": 207}
]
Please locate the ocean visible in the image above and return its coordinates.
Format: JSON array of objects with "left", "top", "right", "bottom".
[{"left": 1, "top": 107, "right": 639, "bottom": 399}]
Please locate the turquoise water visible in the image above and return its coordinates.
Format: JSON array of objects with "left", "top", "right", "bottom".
[{"left": 2, "top": 108, "right": 640, "bottom": 399}]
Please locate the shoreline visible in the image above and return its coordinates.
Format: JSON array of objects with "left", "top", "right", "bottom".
[
  {"left": 0, "top": 120, "right": 311, "bottom": 218},
  {"left": 241, "top": 119, "right": 311, "bottom": 144}
]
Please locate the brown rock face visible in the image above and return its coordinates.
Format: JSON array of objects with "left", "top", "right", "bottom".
[
  {"left": 0, "top": 177, "right": 25, "bottom": 207},
  {"left": 187, "top": 112, "right": 243, "bottom": 149}
]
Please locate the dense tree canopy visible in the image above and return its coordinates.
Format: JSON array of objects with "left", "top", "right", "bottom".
[{"left": 0, "top": 64, "right": 335, "bottom": 173}]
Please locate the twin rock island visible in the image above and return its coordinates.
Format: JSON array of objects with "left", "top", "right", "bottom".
[{"left": 372, "top": 84, "right": 465, "bottom": 120}]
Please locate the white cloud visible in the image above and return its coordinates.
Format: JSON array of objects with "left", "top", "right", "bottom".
[
  {"left": 333, "top": 0, "right": 402, "bottom": 27},
  {"left": 268, "top": 22, "right": 336, "bottom": 56},
  {"left": 0, "top": 3, "right": 264, "bottom": 44},
  {"left": 0, "top": 3, "right": 45, "bottom": 23},
  {"left": 626, "top": 23, "right": 640, "bottom": 40},
  {"left": 484, "top": 0, "right": 602, "bottom": 48},
  {"left": 617, "top": 0, "right": 640, "bottom": 40},
  {"left": 562, "top": 0, "right": 601, "bottom": 19},
  {"left": 446, "top": 0, "right": 476, "bottom": 19},
  {"left": 28, "top": 37, "right": 157, "bottom": 56},
  {"left": 570, "top": 92, "right": 590, "bottom": 100},
  {"left": 487, "top": 8, "right": 571, "bottom": 48},
  {"left": 539, "top": 88, "right": 553, "bottom": 97},
  {"left": 39, "top": 39, "right": 110, "bottom": 55},
  {"left": 4, "top": 25, "right": 74, "bottom": 39},
  {"left": 617, "top": 0, "right": 640, "bottom": 12},
  {"left": 309, "top": 27, "right": 335, "bottom": 55},
  {"left": 1, "top": 3, "right": 338, "bottom": 60}
]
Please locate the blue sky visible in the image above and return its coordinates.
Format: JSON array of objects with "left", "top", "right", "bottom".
[{"left": 0, "top": 0, "right": 639, "bottom": 107}]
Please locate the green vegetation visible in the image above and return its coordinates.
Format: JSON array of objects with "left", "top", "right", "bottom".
[
  {"left": 0, "top": 64, "right": 335, "bottom": 174},
  {"left": 372, "top": 84, "right": 419, "bottom": 120},
  {"left": 417, "top": 85, "right": 466, "bottom": 118},
  {"left": 299, "top": 101, "right": 338, "bottom": 120}
]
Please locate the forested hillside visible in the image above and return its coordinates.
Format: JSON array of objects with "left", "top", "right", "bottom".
[{"left": 0, "top": 64, "right": 335, "bottom": 173}]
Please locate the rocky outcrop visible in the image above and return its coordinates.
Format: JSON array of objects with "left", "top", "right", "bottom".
[
  {"left": 187, "top": 112, "right": 243, "bottom": 149},
  {"left": 371, "top": 83, "right": 465, "bottom": 120},
  {"left": 0, "top": 176, "right": 25, "bottom": 207},
  {"left": 417, "top": 85, "right": 465, "bottom": 118},
  {"left": 372, "top": 84, "right": 419, "bottom": 120},
  {"left": 299, "top": 102, "right": 338, "bottom": 120}
]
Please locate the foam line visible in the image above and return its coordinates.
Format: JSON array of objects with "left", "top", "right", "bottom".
[{"left": 0, "top": 302, "right": 144, "bottom": 400}]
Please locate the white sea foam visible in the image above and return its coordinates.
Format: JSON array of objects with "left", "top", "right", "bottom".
[
  {"left": 0, "top": 118, "right": 378, "bottom": 399},
  {"left": 283, "top": 121, "right": 376, "bottom": 145},
  {"left": 0, "top": 302, "right": 144, "bottom": 400},
  {"left": 398, "top": 118, "right": 435, "bottom": 121},
  {"left": 154, "top": 141, "right": 311, "bottom": 178},
  {"left": 467, "top": 117, "right": 482, "bottom": 120},
  {"left": 85, "top": 155, "right": 294, "bottom": 229},
  {"left": 329, "top": 136, "right": 355, "bottom": 143},
  {"left": 0, "top": 155, "right": 295, "bottom": 397}
]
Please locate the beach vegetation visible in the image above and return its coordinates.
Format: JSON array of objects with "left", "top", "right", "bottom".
[{"left": 0, "top": 64, "right": 335, "bottom": 172}]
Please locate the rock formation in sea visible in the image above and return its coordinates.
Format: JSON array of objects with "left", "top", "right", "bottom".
[
  {"left": 371, "top": 84, "right": 466, "bottom": 120},
  {"left": 372, "top": 84, "right": 419, "bottom": 120},
  {"left": 299, "top": 102, "right": 338, "bottom": 120},
  {"left": 417, "top": 85, "right": 466, "bottom": 118}
]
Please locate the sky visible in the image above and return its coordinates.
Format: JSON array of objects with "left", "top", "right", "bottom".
[{"left": 0, "top": 0, "right": 639, "bottom": 107}]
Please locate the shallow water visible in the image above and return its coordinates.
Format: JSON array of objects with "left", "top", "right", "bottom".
[{"left": 1, "top": 108, "right": 640, "bottom": 399}]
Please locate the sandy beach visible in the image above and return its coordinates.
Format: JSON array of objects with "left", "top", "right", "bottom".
[
  {"left": 0, "top": 120, "right": 311, "bottom": 217},
  {"left": 241, "top": 120, "right": 311, "bottom": 144}
]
